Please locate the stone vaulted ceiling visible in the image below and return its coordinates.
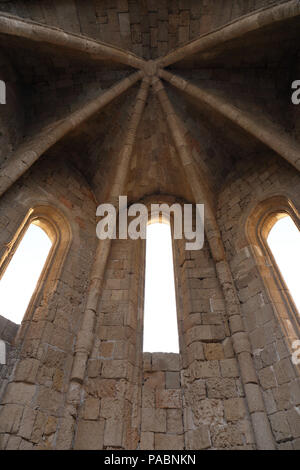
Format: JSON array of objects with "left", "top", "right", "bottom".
[{"left": 0, "top": 0, "right": 300, "bottom": 205}]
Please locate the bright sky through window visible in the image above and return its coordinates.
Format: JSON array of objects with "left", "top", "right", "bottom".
[
  {"left": 143, "top": 222, "right": 179, "bottom": 353},
  {"left": 0, "top": 224, "right": 52, "bottom": 324},
  {"left": 267, "top": 215, "right": 300, "bottom": 313}
]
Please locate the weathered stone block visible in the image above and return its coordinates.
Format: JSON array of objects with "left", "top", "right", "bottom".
[
  {"left": 142, "top": 387, "right": 155, "bottom": 408},
  {"left": 143, "top": 353, "right": 152, "bottom": 372},
  {"left": 206, "top": 378, "right": 237, "bottom": 399},
  {"left": 192, "top": 399, "right": 224, "bottom": 427},
  {"left": 187, "top": 342, "right": 204, "bottom": 362},
  {"left": 154, "top": 433, "right": 184, "bottom": 450},
  {"left": 36, "top": 387, "right": 63, "bottom": 414},
  {"left": 293, "top": 438, "right": 300, "bottom": 450},
  {"left": 104, "top": 418, "right": 123, "bottom": 447},
  {"left": 232, "top": 332, "right": 251, "bottom": 354},
  {"left": 14, "top": 358, "right": 40, "bottom": 384},
  {"left": 211, "top": 424, "right": 244, "bottom": 449},
  {"left": 19, "top": 439, "right": 34, "bottom": 450},
  {"left": 100, "top": 398, "right": 123, "bottom": 419},
  {"left": 251, "top": 412, "right": 276, "bottom": 450},
  {"left": 229, "top": 315, "right": 244, "bottom": 334},
  {"left": 18, "top": 406, "right": 37, "bottom": 439},
  {"left": 87, "top": 359, "right": 102, "bottom": 378},
  {"left": 83, "top": 397, "right": 100, "bottom": 420},
  {"left": 286, "top": 407, "right": 300, "bottom": 439},
  {"left": 45, "top": 415, "right": 57, "bottom": 436},
  {"left": 258, "top": 366, "right": 277, "bottom": 390},
  {"left": 223, "top": 337, "right": 234, "bottom": 358},
  {"left": 3, "top": 383, "right": 36, "bottom": 405},
  {"left": 186, "top": 426, "right": 211, "bottom": 450},
  {"left": 140, "top": 431, "right": 154, "bottom": 450},
  {"left": 86, "top": 378, "right": 117, "bottom": 398},
  {"left": 165, "top": 371, "right": 180, "bottom": 389},
  {"left": 204, "top": 343, "right": 224, "bottom": 360},
  {"left": 269, "top": 411, "right": 292, "bottom": 442},
  {"left": 220, "top": 358, "right": 239, "bottom": 378},
  {"left": 6, "top": 435, "right": 21, "bottom": 450},
  {"left": 102, "top": 360, "right": 128, "bottom": 378},
  {"left": 186, "top": 325, "right": 212, "bottom": 344},
  {"left": 262, "top": 389, "right": 277, "bottom": 415},
  {"left": 144, "top": 371, "right": 165, "bottom": 389},
  {"left": 167, "top": 409, "right": 183, "bottom": 434},
  {"left": 290, "top": 379, "right": 300, "bottom": 406},
  {"left": 244, "top": 383, "right": 265, "bottom": 413},
  {"left": 185, "top": 379, "right": 206, "bottom": 406},
  {"left": 152, "top": 353, "right": 180, "bottom": 371},
  {"left": 156, "top": 389, "right": 181, "bottom": 409},
  {"left": 0, "top": 403, "right": 24, "bottom": 434},
  {"left": 74, "top": 419, "right": 105, "bottom": 450},
  {"left": 272, "top": 383, "right": 291, "bottom": 411},
  {"left": 224, "top": 398, "right": 246, "bottom": 422},
  {"left": 190, "top": 360, "right": 220, "bottom": 379},
  {"left": 274, "top": 359, "right": 296, "bottom": 385},
  {"left": 238, "top": 351, "right": 258, "bottom": 384},
  {"left": 141, "top": 408, "right": 166, "bottom": 433}
]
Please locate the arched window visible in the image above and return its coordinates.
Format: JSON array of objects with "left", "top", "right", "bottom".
[
  {"left": 143, "top": 221, "right": 179, "bottom": 353},
  {"left": 246, "top": 196, "right": 300, "bottom": 345},
  {"left": 0, "top": 206, "right": 71, "bottom": 334},
  {"left": 0, "top": 222, "right": 52, "bottom": 324},
  {"left": 267, "top": 214, "right": 300, "bottom": 314}
]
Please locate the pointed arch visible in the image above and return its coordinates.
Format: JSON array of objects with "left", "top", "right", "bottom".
[
  {"left": 0, "top": 205, "right": 72, "bottom": 343},
  {"left": 246, "top": 195, "right": 300, "bottom": 347}
]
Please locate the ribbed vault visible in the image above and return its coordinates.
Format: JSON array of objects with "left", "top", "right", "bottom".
[
  {"left": 1, "top": 1, "right": 300, "bottom": 452},
  {"left": 0, "top": 0, "right": 300, "bottom": 202}
]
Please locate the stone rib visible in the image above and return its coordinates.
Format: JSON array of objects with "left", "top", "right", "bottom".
[
  {"left": 0, "top": 12, "right": 146, "bottom": 70},
  {"left": 159, "top": 69, "right": 300, "bottom": 173},
  {"left": 69, "top": 77, "right": 150, "bottom": 385},
  {"left": 154, "top": 77, "right": 276, "bottom": 450},
  {"left": 157, "top": 0, "right": 300, "bottom": 68},
  {"left": 0, "top": 71, "right": 143, "bottom": 197}
]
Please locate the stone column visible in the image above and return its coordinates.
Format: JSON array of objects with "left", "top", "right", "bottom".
[
  {"left": 154, "top": 77, "right": 276, "bottom": 450},
  {"left": 59, "top": 77, "right": 150, "bottom": 449}
]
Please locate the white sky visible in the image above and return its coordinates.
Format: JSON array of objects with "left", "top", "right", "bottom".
[
  {"left": 267, "top": 215, "right": 300, "bottom": 312},
  {"left": 0, "top": 215, "right": 299, "bottom": 339},
  {"left": 0, "top": 224, "right": 52, "bottom": 324},
  {"left": 143, "top": 222, "right": 180, "bottom": 353}
]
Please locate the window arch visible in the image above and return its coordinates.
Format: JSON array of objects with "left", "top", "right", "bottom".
[
  {"left": 246, "top": 196, "right": 300, "bottom": 345},
  {"left": 143, "top": 218, "right": 180, "bottom": 353},
  {"left": 0, "top": 205, "right": 71, "bottom": 336},
  {"left": 267, "top": 214, "right": 300, "bottom": 314},
  {"left": 0, "top": 222, "right": 52, "bottom": 324}
]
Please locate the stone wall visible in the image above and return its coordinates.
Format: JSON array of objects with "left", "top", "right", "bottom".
[
  {"left": 0, "top": 0, "right": 282, "bottom": 59},
  {"left": 0, "top": 315, "right": 19, "bottom": 405},
  {"left": 0, "top": 154, "right": 98, "bottom": 450},
  {"left": 2, "top": 155, "right": 299, "bottom": 449},
  {"left": 141, "top": 353, "right": 184, "bottom": 450},
  {"left": 217, "top": 154, "right": 300, "bottom": 450},
  {"left": 0, "top": 0, "right": 299, "bottom": 451},
  {"left": 174, "top": 238, "right": 255, "bottom": 450},
  {"left": 73, "top": 236, "right": 145, "bottom": 450},
  {"left": 65, "top": 217, "right": 257, "bottom": 450}
]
